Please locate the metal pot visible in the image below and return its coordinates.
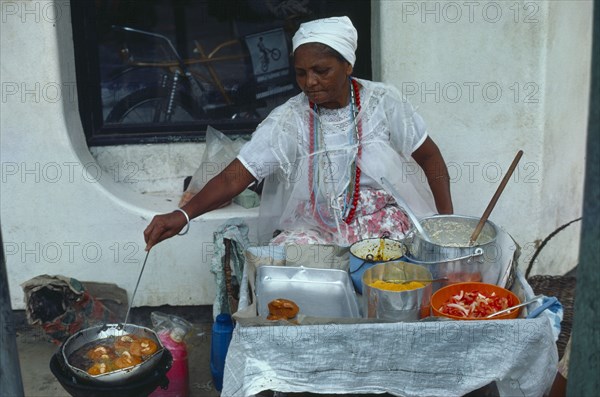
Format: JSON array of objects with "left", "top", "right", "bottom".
[
  {"left": 407, "top": 215, "right": 504, "bottom": 285},
  {"left": 362, "top": 261, "right": 433, "bottom": 321},
  {"left": 51, "top": 349, "right": 172, "bottom": 397},
  {"left": 60, "top": 323, "right": 165, "bottom": 386},
  {"left": 349, "top": 238, "right": 406, "bottom": 294},
  {"left": 404, "top": 249, "right": 485, "bottom": 292}
]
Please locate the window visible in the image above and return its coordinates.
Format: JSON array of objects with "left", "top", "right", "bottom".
[{"left": 71, "top": 0, "right": 372, "bottom": 146}]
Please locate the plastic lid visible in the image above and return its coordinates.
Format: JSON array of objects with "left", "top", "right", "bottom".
[{"left": 170, "top": 327, "right": 186, "bottom": 343}]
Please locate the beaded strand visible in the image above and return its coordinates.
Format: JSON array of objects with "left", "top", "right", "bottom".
[
  {"left": 308, "top": 77, "right": 362, "bottom": 226},
  {"left": 344, "top": 78, "right": 362, "bottom": 224}
]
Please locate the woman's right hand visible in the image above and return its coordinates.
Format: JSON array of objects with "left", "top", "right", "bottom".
[
  {"left": 143, "top": 211, "right": 188, "bottom": 251},
  {"left": 143, "top": 159, "right": 256, "bottom": 251}
]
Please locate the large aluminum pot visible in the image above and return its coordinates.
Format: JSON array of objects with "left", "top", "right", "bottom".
[
  {"left": 60, "top": 323, "right": 165, "bottom": 385},
  {"left": 404, "top": 249, "right": 484, "bottom": 292},
  {"left": 407, "top": 215, "right": 503, "bottom": 285},
  {"left": 362, "top": 261, "right": 432, "bottom": 321},
  {"left": 349, "top": 238, "right": 406, "bottom": 294}
]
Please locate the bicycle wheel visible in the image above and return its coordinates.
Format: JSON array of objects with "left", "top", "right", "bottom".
[
  {"left": 261, "top": 58, "right": 269, "bottom": 72},
  {"left": 270, "top": 48, "right": 281, "bottom": 61},
  {"left": 106, "top": 86, "right": 200, "bottom": 124}
]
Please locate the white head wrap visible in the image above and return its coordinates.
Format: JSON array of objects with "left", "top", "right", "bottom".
[{"left": 292, "top": 16, "right": 358, "bottom": 66}]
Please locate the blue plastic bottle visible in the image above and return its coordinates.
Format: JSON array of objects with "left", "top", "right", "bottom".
[{"left": 210, "top": 313, "right": 234, "bottom": 392}]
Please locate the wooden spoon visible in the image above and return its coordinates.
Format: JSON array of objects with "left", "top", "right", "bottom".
[{"left": 469, "top": 150, "right": 523, "bottom": 245}]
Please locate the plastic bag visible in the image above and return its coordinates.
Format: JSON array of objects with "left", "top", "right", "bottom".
[
  {"left": 151, "top": 311, "right": 193, "bottom": 340},
  {"left": 179, "top": 126, "right": 246, "bottom": 207},
  {"left": 21, "top": 275, "right": 119, "bottom": 344},
  {"left": 150, "top": 312, "right": 194, "bottom": 396}
]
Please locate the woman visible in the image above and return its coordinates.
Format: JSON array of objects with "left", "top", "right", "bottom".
[{"left": 144, "top": 16, "right": 453, "bottom": 250}]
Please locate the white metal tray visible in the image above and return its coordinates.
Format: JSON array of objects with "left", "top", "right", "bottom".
[{"left": 255, "top": 266, "right": 361, "bottom": 319}]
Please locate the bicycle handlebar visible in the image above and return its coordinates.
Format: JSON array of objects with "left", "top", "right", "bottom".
[{"left": 112, "top": 25, "right": 186, "bottom": 67}]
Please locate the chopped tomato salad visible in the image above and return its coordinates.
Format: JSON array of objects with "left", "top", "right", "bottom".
[{"left": 439, "top": 289, "right": 512, "bottom": 318}]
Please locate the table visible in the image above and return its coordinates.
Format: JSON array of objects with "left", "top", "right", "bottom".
[
  {"left": 223, "top": 316, "right": 557, "bottom": 397},
  {"left": 223, "top": 246, "right": 559, "bottom": 397}
]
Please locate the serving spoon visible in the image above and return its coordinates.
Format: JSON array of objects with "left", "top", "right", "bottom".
[
  {"left": 380, "top": 177, "right": 432, "bottom": 243},
  {"left": 469, "top": 150, "right": 523, "bottom": 245},
  {"left": 486, "top": 294, "right": 542, "bottom": 318}
]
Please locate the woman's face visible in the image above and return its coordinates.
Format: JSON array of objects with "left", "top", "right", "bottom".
[{"left": 294, "top": 43, "right": 353, "bottom": 109}]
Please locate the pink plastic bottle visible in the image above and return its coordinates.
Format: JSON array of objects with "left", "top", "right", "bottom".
[{"left": 150, "top": 328, "right": 189, "bottom": 397}]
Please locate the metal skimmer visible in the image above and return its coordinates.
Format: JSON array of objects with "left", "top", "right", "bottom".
[{"left": 123, "top": 249, "right": 151, "bottom": 325}]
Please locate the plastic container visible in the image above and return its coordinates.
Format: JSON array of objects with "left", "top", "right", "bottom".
[
  {"left": 210, "top": 313, "right": 234, "bottom": 392},
  {"left": 430, "top": 282, "right": 521, "bottom": 320},
  {"left": 349, "top": 238, "right": 406, "bottom": 294},
  {"left": 150, "top": 328, "right": 189, "bottom": 397}
]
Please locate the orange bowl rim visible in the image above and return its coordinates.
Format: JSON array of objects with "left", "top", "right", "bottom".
[{"left": 430, "top": 281, "right": 521, "bottom": 320}]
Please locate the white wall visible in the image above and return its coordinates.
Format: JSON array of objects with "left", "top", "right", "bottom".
[
  {"left": 0, "top": 1, "right": 258, "bottom": 310},
  {"left": 375, "top": 0, "right": 592, "bottom": 276},
  {"left": 1, "top": 1, "right": 592, "bottom": 309}
]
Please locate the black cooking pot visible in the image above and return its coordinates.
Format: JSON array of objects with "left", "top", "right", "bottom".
[
  {"left": 50, "top": 348, "right": 172, "bottom": 397},
  {"left": 60, "top": 323, "right": 165, "bottom": 386}
]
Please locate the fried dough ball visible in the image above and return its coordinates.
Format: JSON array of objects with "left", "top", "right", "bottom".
[
  {"left": 114, "top": 351, "right": 142, "bottom": 369},
  {"left": 114, "top": 334, "right": 139, "bottom": 354},
  {"left": 267, "top": 298, "right": 299, "bottom": 320},
  {"left": 87, "top": 361, "right": 115, "bottom": 376},
  {"left": 86, "top": 345, "right": 116, "bottom": 362},
  {"left": 130, "top": 338, "right": 158, "bottom": 357},
  {"left": 83, "top": 333, "right": 157, "bottom": 375}
]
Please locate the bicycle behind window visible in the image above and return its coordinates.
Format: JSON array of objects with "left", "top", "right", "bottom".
[{"left": 71, "top": 0, "right": 372, "bottom": 146}]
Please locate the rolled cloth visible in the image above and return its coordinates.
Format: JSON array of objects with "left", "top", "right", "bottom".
[{"left": 292, "top": 16, "right": 358, "bottom": 66}]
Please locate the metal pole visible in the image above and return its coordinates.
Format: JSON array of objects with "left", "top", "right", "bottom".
[
  {"left": 0, "top": 227, "right": 25, "bottom": 396},
  {"left": 568, "top": 4, "right": 600, "bottom": 395}
]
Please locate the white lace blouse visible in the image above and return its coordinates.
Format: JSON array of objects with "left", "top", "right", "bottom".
[{"left": 237, "top": 78, "right": 436, "bottom": 244}]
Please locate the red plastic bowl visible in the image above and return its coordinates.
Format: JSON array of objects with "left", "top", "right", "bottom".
[{"left": 430, "top": 282, "right": 521, "bottom": 320}]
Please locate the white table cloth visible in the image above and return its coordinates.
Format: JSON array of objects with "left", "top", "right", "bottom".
[
  {"left": 223, "top": 241, "right": 559, "bottom": 397},
  {"left": 223, "top": 314, "right": 557, "bottom": 397}
]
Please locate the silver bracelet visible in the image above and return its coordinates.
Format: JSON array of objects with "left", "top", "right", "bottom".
[{"left": 174, "top": 208, "right": 190, "bottom": 236}]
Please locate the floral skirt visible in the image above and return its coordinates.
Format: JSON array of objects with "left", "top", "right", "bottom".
[{"left": 270, "top": 187, "right": 411, "bottom": 246}]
